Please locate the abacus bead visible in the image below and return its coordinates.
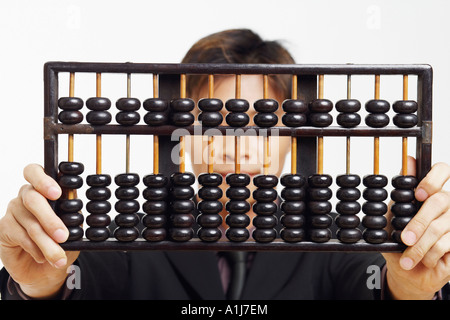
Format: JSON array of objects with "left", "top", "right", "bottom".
[
  {"left": 253, "top": 175, "right": 278, "bottom": 188},
  {"left": 198, "top": 186, "right": 222, "bottom": 200},
  {"left": 309, "top": 229, "right": 332, "bottom": 243},
  {"left": 254, "top": 99, "right": 278, "bottom": 113},
  {"left": 142, "top": 228, "right": 166, "bottom": 242},
  {"left": 143, "top": 174, "right": 168, "bottom": 188},
  {"left": 253, "top": 216, "right": 277, "bottom": 228},
  {"left": 280, "top": 174, "right": 306, "bottom": 187},
  {"left": 393, "top": 100, "right": 418, "bottom": 113},
  {"left": 197, "top": 200, "right": 223, "bottom": 214},
  {"left": 226, "top": 187, "right": 250, "bottom": 200},
  {"left": 86, "top": 201, "right": 111, "bottom": 214},
  {"left": 144, "top": 112, "right": 168, "bottom": 126},
  {"left": 281, "top": 201, "right": 305, "bottom": 214},
  {"left": 252, "top": 229, "right": 277, "bottom": 243},
  {"left": 86, "top": 174, "right": 111, "bottom": 187},
  {"left": 282, "top": 99, "right": 308, "bottom": 113},
  {"left": 363, "top": 229, "right": 388, "bottom": 244},
  {"left": 281, "top": 229, "right": 305, "bottom": 242},
  {"left": 58, "top": 97, "right": 83, "bottom": 110},
  {"left": 171, "top": 172, "right": 195, "bottom": 186},
  {"left": 142, "top": 215, "right": 166, "bottom": 228},
  {"left": 308, "top": 201, "right": 332, "bottom": 214},
  {"left": 197, "top": 228, "right": 222, "bottom": 242},
  {"left": 281, "top": 215, "right": 305, "bottom": 228},
  {"left": 115, "top": 173, "right": 140, "bottom": 186},
  {"left": 226, "top": 228, "right": 249, "bottom": 242},
  {"left": 393, "top": 114, "right": 418, "bottom": 128},
  {"left": 170, "top": 98, "right": 195, "bottom": 112},
  {"left": 337, "top": 113, "right": 361, "bottom": 128},
  {"left": 116, "top": 98, "right": 141, "bottom": 111},
  {"left": 170, "top": 112, "right": 195, "bottom": 126},
  {"left": 391, "top": 216, "right": 412, "bottom": 230},
  {"left": 86, "top": 214, "right": 111, "bottom": 227},
  {"left": 115, "top": 200, "right": 140, "bottom": 214},
  {"left": 86, "top": 97, "right": 111, "bottom": 110},
  {"left": 362, "top": 215, "right": 387, "bottom": 229},
  {"left": 363, "top": 174, "right": 388, "bottom": 188},
  {"left": 335, "top": 215, "right": 360, "bottom": 228},
  {"left": 226, "top": 213, "right": 250, "bottom": 227},
  {"left": 309, "top": 99, "right": 333, "bottom": 113},
  {"left": 335, "top": 99, "right": 361, "bottom": 113},
  {"left": 282, "top": 113, "right": 307, "bottom": 127},
  {"left": 310, "top": 214, "right": 332, "bottom": 228},
  {"left": 59, "top": 161, "right": 84, "bottom": 175},
  {"left": 60, "top": 213, "right": 84, "bottom": 227},
  {"left": 116, "top": 111, "right": 140, "bottom": 125},
  {"left": 86, "top": 111, "right": 112, "bottom": 125},
  {"left": 365, "top": 113, "right": 389, "bottom": 128},
  {"left": 58, "top": 111, "right": 83, "bottom": 124},
  {"left": 198, "top": 112, "right": 223, "bottom": 126},
  {"left": 114, "top": 227, "right": 139, "bottom": 242},
  {"left": 58, "top": 175, "right": 83, "bottom": 189},
  {"left": 196, "top": 214, "right": 222, "bottom": 228},
  {"left": 252, "top": 202, "right": 278, "bottom": 215},
  {"left": 85, "top": 228, "right": 110, "bottom": 242},
  {"left": 362, "top": 188, "right": 388, "bottom": 201},
  {"left": 280, "top": 188, "right": 305, "bottom": 201},
  {"left": 225, "top": 99, "right": 250, "bottom": 112},
  {"left": 143, "top": 98, "right": 169, "bottom": 112},
  {"left": 115, "top": 212, "right": 139, "bottom": 227},
  {"left": 169, "top": 228, "right": 194, "bottom": 242},
  {"left": 336, "top": 188, "right": 361, "bottom": 201},
  {"left": 307, "top": 188, "right": 332, "bottom": 201},
  {"left": 67, "top": 227, "right": 84, "bottom": 241},
  {"left": 253, "top": 113, "right": 278, "bottom": 127},
  {"left": 142, "top": 187, "right": 168, "bottom": 201},
  {"left": 336, "top": 201, "right": 361, "bottom": 215},
  {"left": 198, "top": 98, "right": 223, "bottom": 112},
  {"left": 336, "top": 174, "right": 360, "bottom": 187},
  {"left": 337, "top": 229, "right": 362, "bottom": 244},
  {"left": 391, "top": 189, "right": 415, "bottom": 202},
  {"left": 362, "top": 202, "right": 387, "bottom": 215},
  {"left": 225, "top": 113, "right": 249, "bottom": 127},
  {"left": 226, "top": 173, "right": 250, "bottom": 186},
  {"left": 365, "top": 99, "right": 390, "bottom": 113},
  {"left": 226, "top": 200, "right": 251, "bottom": 214},
  {"left": 171, "top": 200, "right": 195, "bottom": 214},
  {"left": 308, "top": 174, "right": 333, "bottom": 187},
  {"left": 391, "top": 202, "right": 417, "bottom": 217},
  {"left": 142, "top": 201, "right": 168, "bottom": 215},
  {"left": 86, "top": 187, "right": 111, "bottom": 201},
  {"left": 309, "top": 113, "right": 333, "bottom": 127},
  {"left": 392, "top": 175, "right": 418, "bottom": 189},
  {"left": 170, "top": 213, "right": 195, "bottom": 227},
  {"left": 170, "top": 186, "right": 195, "bottom": 200},
  {"left": 198, "top": 173, "right": 222, "bottom": 186},
  {"left": 57, "top": 199, "right": 83, "bottom": 213}
]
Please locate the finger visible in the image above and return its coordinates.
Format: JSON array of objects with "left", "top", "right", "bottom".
[
  {"left": 23, "top": 164, "right": 61, "bottom": 200},
  {"left": 19, "top": 185, "right": 68, "bottom": 243},
  {"left": 415, "top": 162, "right": 450, "bottom": 202},
  {"left": 399, "top": 210, "right": 450, "bottom": 270},
  {"left": 401, "top": 191, "right": 450, "bottom": 246},
  {"left": 422, "top": 231, "right": 450, "bottom": 269},
  {"left": 12, "top": 203, "right": 67, "bottom": 268}
]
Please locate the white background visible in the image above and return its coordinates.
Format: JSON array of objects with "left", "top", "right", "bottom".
[{"left": 0, "top": 0, "right": 449, "bottom": 271}]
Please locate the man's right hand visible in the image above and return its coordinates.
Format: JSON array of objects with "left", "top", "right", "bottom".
[{"left": 0, "top": 164, "right": 80, "bottom": 298}]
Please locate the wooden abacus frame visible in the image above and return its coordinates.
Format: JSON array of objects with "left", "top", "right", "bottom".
[{"left": 43, "top": 62, "right": 432, "bottom": 252}]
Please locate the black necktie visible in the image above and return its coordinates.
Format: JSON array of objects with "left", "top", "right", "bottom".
[{"left": 225, "top": 251, "right": 248, "bottom": 300}]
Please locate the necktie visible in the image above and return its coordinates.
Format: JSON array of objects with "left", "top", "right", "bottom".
[{"left": 225, "top": 251, "right": 248, "bottom": 300}]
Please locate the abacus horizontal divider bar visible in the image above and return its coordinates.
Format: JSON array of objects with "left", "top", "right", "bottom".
[
  {"left": 44, "top": 123, "right": 423, "bottom": 138},
  {"left": 59, "top": 238, "right": 406, "bottom": 252},
  {"left": 44, "top": 61, "right": 432, "bottom": 76}
]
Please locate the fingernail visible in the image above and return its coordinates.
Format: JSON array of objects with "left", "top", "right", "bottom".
[
  {"left": 400, "top": 257, "right": 414, "bottom": 270},
  {"left": 402, "top": 230, "right": 417, "bottom": 246},
  {"left": 54, "top": 258, "right": 67, "bottom": 269},
  {"left": 53, "top": 229, "right": 68, "bottom": 243},
  {"left": 415, "top": 188, "right": 428, "bottom": 201},
  {"left": 48, "top": 186, "right": 61, "bottom": 199}
]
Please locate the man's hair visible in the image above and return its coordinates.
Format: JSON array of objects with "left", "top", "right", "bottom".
[{"left": 181, "top": 29, "right": 295, "bottom": 99}]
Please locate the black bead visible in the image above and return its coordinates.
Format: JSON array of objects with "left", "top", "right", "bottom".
[
  {"left": 362, "top": 188, "right": 388, "bottom": 202},
  {"left": 308, "top": 174, "right": 333, "bottom": 187},
  {"left": 116, "top": 98, "right": 141, "bottom": 111},
  {"left": 142, "top": 228, "right": 166, "bottom": 242},
  {"left": 280, "top": 228, "right": 305, "bottom": 243},
  {"left": 362, "top": 215, "right": 387, "bottom": 229},
  {"left": 308, "top": 229, "right": 331, "bottom": 243},
  {"left": 280, "top": 174, "right": 306, "bottom": 187},
  {"left": 115, "top": 186, "right": 139, "bottom": 200},
  {"left": 58, "top": 97, "right": 83, "bottom": 110},
  {"left": 337, "top": 229, "right": 362, "bottom": 244},
  {"left": 115, "top": 212, "right": 139, "bottom": 227},
  {"left": 225, "top": 113, "right": 250, "bottom": 127},
  {"left": 142, "top": 187, "right": 168, "bottom": 201},
  {"left": 282, "top": 99, "right": 308, "bottom": 113},
  {"left": 226, "top": 173, "right": 251, "bottom": 186},
  {"left": 363, "top": 229, "right": 388, "bottom": 244},
  {"left": 170, "top": 186, "right": 195, "bottom": 200},
  {"left": 198, "top": 173, "right": 222, "bottom": 186},
  {"left": 362, "top": 201, "right": 388, "bottom": 215},
  {"left": 253, "top": 174, "right": 278, "bottom": 188},
  {"left": 86, "top": 97, "right": 111, "bottom": 110},
  {"left": 253, "top": 113, "right": 278, "bottom": 127},
  {"left": 254, "top": 99, "right": 279, "bottom": 113},
  {"left": 337, "top": 113, "right": 361, "bottom": 128},
  {"left": 198, "top": 112, "right": 223, "bottom": 126},
  {"left": 253, "top": 215, "right": 277, "bottom": 228},
  {"left": 86, "top": 187, "right": 111, "bottom": 201},
  {"left": 391, "top": 216, "right": 412, "bottom": 230},
  {"left": 171, "top": 172, "right": 195, "bottom": 186},
  {"left": 66, "top": 226, "right": 84, "bottom": 241},
  {"left": 336, "top": 188, "right": 361, "bottom": 201},
  {"left": 143, "top": 98, "right": 169, "bottom": 112},
  {"left": 86, "top": 174, "right": 111, "bottom": 187},
  {"left": 57, "top": 198, "right": 83, "bottom": 213},
  {"left": 198, "top": 186, "right": 222, "bottom": 201},
  {"left": 197, "top": 228, "right": 222, "bottom": 242},
  {"left": 116, "top": 111, "right": 140, "bottom": 126},
  {"left": 392, "top": 175, "right": 418, "bottom": 189},
  {"left": 58, "top": 110, "right": 83, "bottom": 124},
  {"left": 336, "top": 174, "right": 360, "bottom": 187},
  {"left": 390, "top": 189, "right": 415, "bottom": 202},
  {"left": 393, "top": 114, "right": 418, "bottom": 128},
  {"left": 169, "top": 227, "right": 194, "bottom": 242},
  {"left": 308, "top": 201, "right": 332, "bottom": 214},
  {"left": 59, "top": 161, "right": 84, "bottom": 175},
  {"left": 252, "top": 202, "right": 278, "bottom": 215},
  {"left": 170, "top": 98, "right": 195, "bottom": 112},
  {"left": 365, "top": 113, "right": 389, "bottom": 128},
  {"left": 281, "top": 201, "right": 305, "bottom": 214},
  {"left": 225, "top": 200, "right": 251, "bottom": 214},
  {"left": 115, "top": 200, "right": 140, "bottom": 214},
  {"left": 280, "top": 188, "right": 306, "bottom": 201},
  {"left": 336, "top": 201, "right": 361, "bottom": 215},
  {"left": 225, "top": 99, "right": 250, "bottom": 112},
  {"left": 309, "top": 113, "right": 333, "bottom": 127},
  {"left": 335, "top": 215, "right": 360, "bottom": 228},
  {"left": 144, "top": 112, "right": 168, "bottom": 126},
  {"left": 58, "top": 175, "right": 83, "bottom": 189},
  {"left": 142, "top": 214, "right": 166, "bottom": 228},
  {"left": 226, "top": 187, "right": 250, "bottom": 200},
  {"left": 170, "top": 112, "right": 195, "bottom": 126},
  {"left": 85, "top": 228, "right": 110, "bottom": 242},
  {"left": 282, "top": 113, "right": 307, "bottom": 127},
  {"left": 59, "top": 212, "right": 84, "bottom": 227},
  {"left": 86, "top": 200, "right": 111, "bottom": 214},
  {"left": 226, "top": 228, "right": 249, "bottom": 242},
  {"left": 198, "top": 98, "right": 223, "bottom": 112},
  {"left": 86, "top": 214, "right": 111, "bottom": 228},
  {"left": 393, "top": 100, "right": 418, "bottom": 113},
  {"left": 309, "top": 214, "right": 332, "bottom": 228},
  {"left": 309, "top": 99, "right": 333, "bottom": 113},
  {"left": 114, "top": 227, "right": 139, "bottom": 242},
  {"left": 391, "top": 202, "right": 417, "bottom": 217},
  {"left": 197, "top": 200, "right": 223, "bottom": 214},
  {"left": 252, "top": 228, "right": 277, "bottom": 243},
  {"left": 86, "top": 110, "right": 112, "bottom": 125},
  {"left": 363, "top": 174, "right": 388, "bottom": 188},
  {"left": 115, "top": 173, "right": 140, "bottom": 186},
  {"left": 365, "top": 99, "right": 390, "bottom": 113},
  {"left": 335, "top": 99, "right": 361, "bottom": 113},
  {"left": 169, "top": 213, "right": 195, "bottom": 227},
  {"left": 307, "top": 188, "right": 332, "bottom": 201},
  {"left": 281, "top": 215, "right": 305, "bottom": 228},
  {"left": 143, "top": 174, "right": 168, "bottom": 188},
  {"left": 171, "top": 200, "right": 195, "bottom": 214},
  {"left": 142, "top": 201, "right": 168, "bottom": 215},
  {"left": 225, "top": 213, "right": 250, "bottom": 227}
]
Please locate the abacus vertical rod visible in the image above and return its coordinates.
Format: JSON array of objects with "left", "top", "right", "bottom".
[
  {"left": 208, "top": 74, "right": 214, "bottom": 174},
  {"left": 291, "top": 74, "right": 298, "bottom": 175},
  {"left": 374, "top": 74, "right": 380, "bottom": 175},
  {"left": 68, "top": 72, "right": 75, "bottom": 199},
  {"left": 402, "top": 74, "right": 409, "bottom": 176},
  {"left": 263, "top": 75, "right": 269, "bottom": 175},
  {"left": 96, "top": 72, "right": 102, "bottom": 175},
  {"left": 317, "top": 74, "right": 324, "bottom": 175},
  {"left": 235, "top": 74, "right": 241, "bottom": 174},
  {"left": 125, "top": 73, "right": 131, "bottom": 174},
  {"left": 346, "top": 74, "right": 351, "bottom": 175},
  {"left": 153, "top": 74, "right": 159, "bottom": 175},
  {"left": 179, "top": 74, "right": 186, "bottom": 173}
]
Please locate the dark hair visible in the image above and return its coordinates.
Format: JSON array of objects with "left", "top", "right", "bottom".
[{"left": 181, "top": 29, "right": 295, "bottom": 98}]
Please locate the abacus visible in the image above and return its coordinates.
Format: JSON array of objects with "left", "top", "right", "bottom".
[{"left": 43, "top": 62, "right": 432, "bottom": 252}]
